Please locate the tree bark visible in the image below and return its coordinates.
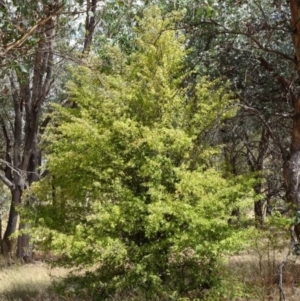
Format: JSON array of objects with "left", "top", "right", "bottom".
[
  {"left": 286, "top": 0, "right": 300, "bottom": 241},
  {"left": 83, "top": 0, "right": 98, "bottom": 54},
  {"left": 0, "top": 4, "right": 57, "bottom": 260},
  {"left": 244, "top": 125, "right": 269, "bottom": 226},
  {"left": 0, "top": 0, "right": 98, "bottom": 259},
  {"left": 254, "top": 127, "right": 269, "bottom": 227},
  {"left": 2, "top": 188, "right": 22, "bottom": 258}
]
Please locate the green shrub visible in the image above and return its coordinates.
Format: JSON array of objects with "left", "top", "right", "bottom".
[{"left": 27, "top": 6, "right": 256, "bottom": 300}]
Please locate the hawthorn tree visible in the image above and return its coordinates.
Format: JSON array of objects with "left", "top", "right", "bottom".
[{"left": 28, "top": 7, "right": 256, "bottom": 299}]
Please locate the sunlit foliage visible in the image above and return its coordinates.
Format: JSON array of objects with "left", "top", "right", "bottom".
[{"left": 28, "top": 6, "right": 255, "bottom": 300}]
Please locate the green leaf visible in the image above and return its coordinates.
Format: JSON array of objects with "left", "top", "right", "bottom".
[
  {"left": 196, "top": 7, "right": 204, "bottom": 16},
  {"left": 18, "top": 64, "right": 28, "bottom": 73},
  {"left": 296, "top": 211, "right": 300, "bottom": 224},
  {"left": 206, "top": 5, "right": 214, "bottom": 17}
]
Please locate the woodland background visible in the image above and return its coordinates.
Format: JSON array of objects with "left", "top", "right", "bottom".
[{"left": 1, "top": 0, "right": 300, "bottom": 300}]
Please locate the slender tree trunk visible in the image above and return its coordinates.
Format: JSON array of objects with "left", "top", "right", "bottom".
[
  {"left": 17, "top": 224, "right": 32, "bottom": 262},
  {"left": 17, "top": 150, "right": 41, "bottom": 262},
  {"left": 287, "top": 0, "right": 300, "bottom": 241},
  {"left": 254, "top": 197, "right": 264, "bottom": 227},
  {"left": 2, "top": 188, "right": 22, "bottom": 258},
  {"left": 83, "top": 0, "right": 98, "bottom": 54},
  {"left": 0, "top": 208, "right": 2, "bottom": 252},
  {"left": 244, "top": 126, "right": 269, "bottom": 226}
]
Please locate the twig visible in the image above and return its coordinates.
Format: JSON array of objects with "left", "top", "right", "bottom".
[
  {"left": 0, "top": 5, "right": 64, "bottom": 57},
  {"left": 278, "top": 226, "right": 297, "bottom": 301},
  {"left": 239, "top": 104, "right": 287, "bottom": 161},
  {"left": 278, "top": 249, "right": 291, "bottom": 301}
]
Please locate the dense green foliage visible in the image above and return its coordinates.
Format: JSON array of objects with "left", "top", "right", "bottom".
[
  {"left": 1, "top": 0, "right": 300, "bottom": 299},
  {"left": 25, "top": 7, "right": 257, "bottom": 300}
]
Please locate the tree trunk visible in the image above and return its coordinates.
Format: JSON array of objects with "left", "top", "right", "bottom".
[
  {"left": 287, "top": 0, "right": 300, "bottom": 241},
  {"left": 0, "top": 0, "right": 97, "bottom": 259},
  {"left": 83, "top": 0, "right": 98, "bottom": 54},
  {"left": 244, "top": 126, "right": 269, "bottom": 226},
  {"left": 17, "top": 224, "right": 32, "bottom": 262},
  {"left": 254, "top": 198, "right": 264, "bottom": 227},
  {"left": 0, "top": 6, "right": 57, "bottom": 259},
  {"left": 2, "top": 188, "right": 22, "bottom": 258}
]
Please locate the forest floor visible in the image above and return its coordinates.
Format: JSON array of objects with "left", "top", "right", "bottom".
[
  {"left": 227, "top": 249, "right": 300, "bottom": 301},
  {"left": 1, "top": 252, "right": 300, "bottom": 301}
]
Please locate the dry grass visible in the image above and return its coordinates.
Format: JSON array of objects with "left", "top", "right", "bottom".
[
  {"left": 0, "top": 264, "right": 50, "bottom": 300},
  {"left": 0, "top": 257, "right": 73, "bottom": 301},
  {"left": 2, "top": 255, "right": 300, "bottom": 301},
  {"left": 1, "top": 239, "right": 300, "bottom": 301},
  {"left": 228, "top": 248, "right": 300, "bottom": 301}
]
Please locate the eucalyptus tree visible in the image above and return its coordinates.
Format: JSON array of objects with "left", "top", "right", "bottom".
[
  {"left": 285, "top": 0, "right": 300, "bottom": 239},
  {"left": 167, "top": 0, "right": 295, "bottom": 225},
  {"left": 0, "top": 0, "right": 102, "bottom": 260}
]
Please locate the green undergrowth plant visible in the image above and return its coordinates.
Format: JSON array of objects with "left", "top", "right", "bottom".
[{"left": 23, "top": 6, "right": 257, "bottom": 300}]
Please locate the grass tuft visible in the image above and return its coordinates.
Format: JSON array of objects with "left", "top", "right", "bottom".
[
  {"left": 0, "top": 259, "right": 74, "bottom": 301},
  {"left": 0, "top": 263, "right": 50, "bottom": 301}
]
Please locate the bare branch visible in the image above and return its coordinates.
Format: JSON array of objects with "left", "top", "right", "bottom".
[
  {"left": 0, "top": 172, "right": 14, "bottom": 189},
  {"left": 258, "top": 56, "right": 290, "bottom": 92},
  {"left": 0, "top": 5, "right": 64, "bottom": 57},
  {"left": 239, "top": 104, "right": 288, "bottom": 161},
  {"left": 278, "top": 226, "right": 298, "bottom": 301},
  {"left": 1, "top": 118, "right": 12, "bottom": 180},
  {"left": 204, "top": 20, "right": 295, "bottom": 63}
]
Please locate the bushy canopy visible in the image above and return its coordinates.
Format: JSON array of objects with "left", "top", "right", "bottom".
[{"left": 28, "top": 6, "right": 255, "bottom": 300}]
